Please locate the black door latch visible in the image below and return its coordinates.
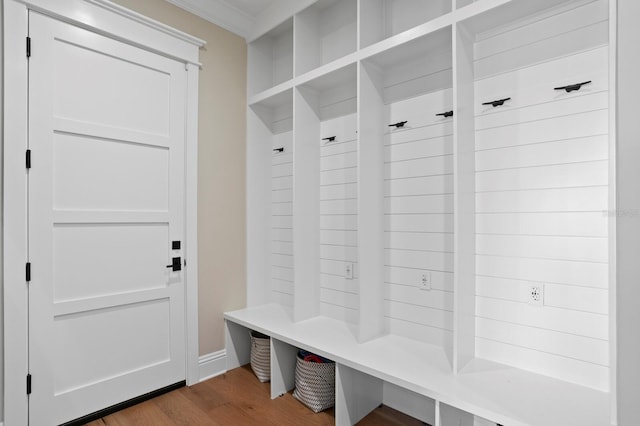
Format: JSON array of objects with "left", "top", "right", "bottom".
[{"left": 166, "top": 257, "right": 182, "bottom": 272}]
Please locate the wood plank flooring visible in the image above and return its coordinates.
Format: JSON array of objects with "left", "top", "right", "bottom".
[{"left": 84, "top": 365, "right": 425, "bottom": 425}]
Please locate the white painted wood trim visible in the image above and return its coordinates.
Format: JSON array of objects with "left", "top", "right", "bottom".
[
  {"left": 608, "top": 0, "right": 618, "bottom": 423},
  {"left": 452, "top": 22, "right": 477, "bottom": 374},
  {"left": 87, "top": 0, "right": 205, "bottom": 46},
  {"left": 249, "top": 0, "right": 317, "bottom": 43},
  {"left": 3, "top": 2, "right": 30, "bottom": 424},
  {"left": 185, "top": 62, "right": 201, "bottom": 387},
  {"left": 14, "top": 0, "right": 204, "bottom": 66},
  {"left": 270, "top": 338, "right": 297, "bottom": 399},
  {"left": 198, "top": 350, "right": 227, "bottom": 382},
  {"left": 357, "top": 61, "right": 386, "bottom": 342},
  {"left": 164, "top": 0, "right": 254, "bottom": 40},
  {"left": 3, "top": 0, "right": 201, "bottom": 422}
]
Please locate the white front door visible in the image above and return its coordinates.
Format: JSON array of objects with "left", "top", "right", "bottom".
[{"left": 28, "top": 12, "right": 187, "bottom": 425}]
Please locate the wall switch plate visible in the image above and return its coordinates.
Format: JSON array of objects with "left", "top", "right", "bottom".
[
  {"left": 344, "top": 262, "right": 354, "bottom": 280},
  {"left": 419, "top": 272, "right": 431, "bottom": 291},
  {"left": 528, "top": 284, "right": 544, "bottom": 306}
]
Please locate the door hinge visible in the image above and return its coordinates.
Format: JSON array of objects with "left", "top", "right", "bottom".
[
  {"left": 26, "top": 149, "right": 31, "bottom": 169},
  {"left": 26, "top": 262, "right": 31, "bottom": 282},
  {"left": 26, "top": 37, "right": 31, "bottom": 58},
  {"left": 26, "top": 374, "right": 32, "bottom": 395}
]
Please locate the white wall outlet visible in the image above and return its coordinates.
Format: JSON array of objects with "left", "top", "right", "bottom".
[
  {"left": 528, "top": 284, "right": 544, "bottom": 306},
  {"left": 344, "top": 262, "right": 354, "bottom": 280},
  {"left": 419, "top": 272, "right": 431, "bottom": 291}
]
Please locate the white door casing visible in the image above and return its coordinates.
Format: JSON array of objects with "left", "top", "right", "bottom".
[
  {"left": 27, "top": 11, "right": 189, "bottom": 425},
  {"left": 5, "top": 1, "right": 203, "bottom": 425}
]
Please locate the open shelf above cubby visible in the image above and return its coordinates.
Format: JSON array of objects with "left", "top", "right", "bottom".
[
  {"left": 462, "top": 0, "right": 593, "bottom": 36},
  {"left": 461, "top": 0, "right": 608, "bottom": 80},
  {"left": 298, "top": 63, "right": 357, "bottom": 121},
  {"left": 360, "top": 0, "right": 452, "bottom": 48},
  {"left": 249, "top": 89, "right": 294, "bottom": 134},
  {"left": 363, "top": 26, "right": 453, "bottom": 104},
  {"left": 295, "top": 0, "right": 357, "bottom": 76},
  {"left": 248, "top": 18, "right": 294, "bottom": 96}
]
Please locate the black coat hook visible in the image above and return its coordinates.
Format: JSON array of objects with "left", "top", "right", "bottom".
[
  {"left": 436, "top": 111, "right": 453, "bottom": 118},
  {"left": 273, "top": 147, "right": 284, "bottom": 153},
  {"left": 554, "top": 80, "right": 591, "bottom": 93},
  {"left": 322, "top": 136, "right": 336, "bottom": 143},
  {"left": 389, "top": 121, "right": 407, "bottom": 129},
  {"left": 482, "top": 98, "right": 511, "bottom": 108}
]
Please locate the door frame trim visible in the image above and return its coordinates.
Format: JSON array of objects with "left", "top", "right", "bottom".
[{"left": 3, "top": 1, "right": 205, "bottom": 424}]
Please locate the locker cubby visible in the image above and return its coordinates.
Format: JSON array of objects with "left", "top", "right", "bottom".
[
  {"left": 336, "top": 365, "right": 437, "bottom": 426},
  {"left": 247, "top": 89, "right": 294, "bottom": 309},
  {"left": 362, "top": 26, "right": 453, "bottom": 104},
  {"left": 248, "top": 18, "right": 294, "bottom": 96},
  {"left": 360, "top": 27, "right": 454, "bottom": 353},
  {"left": 294, "top": 0, "right": 357, "bottom": 76},
  {"left": 224, "top": 320, "right": 299, "bottom": 400},
  {"left": 359, "top": 0, "right": 452, "bottom": 49},
  {"left": 454, "top": 0, "right": 612, "bottom": 391},
  {"left": 293, "top": 63, "right": 358, "bottom": 325}
]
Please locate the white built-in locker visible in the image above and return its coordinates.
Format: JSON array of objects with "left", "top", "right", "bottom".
[{"left": 240, "top": 0, "right": 616, "bottom": 424}]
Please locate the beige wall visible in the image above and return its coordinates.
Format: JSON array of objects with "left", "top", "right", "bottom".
[{"left": 112, "top": 0, "right": 248, "bottom": 355}]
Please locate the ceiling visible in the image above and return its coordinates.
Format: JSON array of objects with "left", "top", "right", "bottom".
[
  {"left": 225, "top": 0, "right": 275, "bottom": 16},
  {"left": 164, "top": 0, "right": 278, "bottom": 39}
]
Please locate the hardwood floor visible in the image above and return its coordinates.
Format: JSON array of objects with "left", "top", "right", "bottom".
[{"left": 84, "top": 365, "right": 425, "bottom": 425}]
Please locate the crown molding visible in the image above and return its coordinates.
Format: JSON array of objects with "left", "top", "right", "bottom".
[
  {"left": 89, "top": 0, "right": 206, "bottom": 47},
  {"left": 248, "top": 0, "right": 316, "bottom": 41},
  {"left": 164, "top": 0, "right": 255, "bottom": 39}
]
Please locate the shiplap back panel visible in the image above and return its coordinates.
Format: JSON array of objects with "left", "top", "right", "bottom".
[
  {"left": 384, "top": 89, "right": 454, "bottom": 347},
  {"left": 271, "top": 131, "right": 294, "bottom": 307},
  {"left": 473, "top": 0, "right": 609, "bottom": 391},
  {"left": 320, "top": 113, "right": 359, "bottom": 323}
]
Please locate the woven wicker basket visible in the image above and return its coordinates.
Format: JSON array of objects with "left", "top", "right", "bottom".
[
  {"left": 249, "top": 331, "right": 270, "bottom": 382},
  {"left": 292, "top": 353, "right": 335, "bottom": 413}
]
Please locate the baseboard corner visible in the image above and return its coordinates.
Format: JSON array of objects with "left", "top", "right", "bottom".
[{"left": 198, "top": 349, "right": 227, "bottom": 382}]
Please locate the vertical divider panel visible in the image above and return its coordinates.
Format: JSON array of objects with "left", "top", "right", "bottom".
[
  {"left": 225, "top": 320, "right": 251, "bottom": 370},
  {"left": 335, "top": 364, "right": 383, "bottom": 426},
  {"left": 270, "top": 338, "right": 297, "bottom": 399},
  {"left": 439, "top": 403, "right": 474, "bottom": 426},
  {"left": 357, "top": 61, "right": 386, "bottom": 342},
  {"left": 247, "top": 108, "right": 273, "bottom": 307},
  {"left": 607, "top": 0, "right": 617, "bottom": 421},
  {"left": 293, "top": 87, "right": 321, "bottom": 322},
  {"left": 358, "top": 0, "right": 384, "bottom": 49},
  {"left": 452, "top": 22, "right": 476, "bottom": 373}
]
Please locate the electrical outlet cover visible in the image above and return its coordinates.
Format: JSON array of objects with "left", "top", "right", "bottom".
[
  {"left": 419, "top": 272, "right": 431, "bottom": 291},
  {"left": 528, "top": 284, "right": 544, "bottom": 306},
  {"left": 344, "top": 262, "right": 354, "bottom": 280}
]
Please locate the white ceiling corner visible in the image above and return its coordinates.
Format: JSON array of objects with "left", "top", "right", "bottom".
[
  {"left": 164, "top": 0, "right": 317, "bottom": 42},
  {"left": 164, "top": 0, "right": 261, "bottom": 39}
]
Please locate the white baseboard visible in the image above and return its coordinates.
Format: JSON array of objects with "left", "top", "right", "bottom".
[{"left": 198, "top": 349, "right": 227, "bottom": 382}]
